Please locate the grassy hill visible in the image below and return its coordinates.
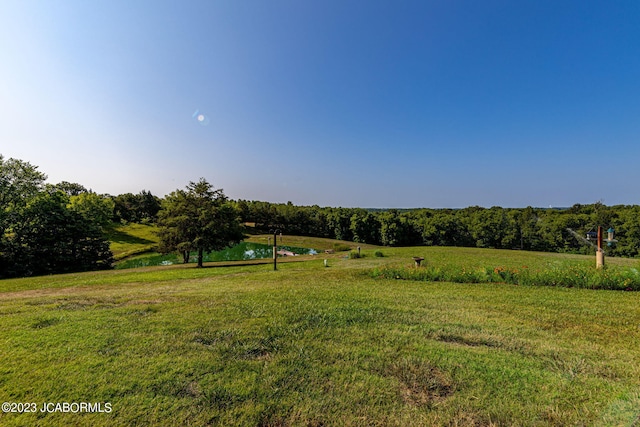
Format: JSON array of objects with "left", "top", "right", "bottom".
[
  {"left": 106, "top": 223, "right": 160, "bottom": 261},
  {"left": 1, "top": 240, "right": 639, "bottom": 426}
]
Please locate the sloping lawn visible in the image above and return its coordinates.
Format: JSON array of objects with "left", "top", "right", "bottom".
[
  {"left": 0, "top": 245, "right": 639, "bottom": 426},
  {"left": 106, "top": 223, "right": 159, "bottom": 260}
]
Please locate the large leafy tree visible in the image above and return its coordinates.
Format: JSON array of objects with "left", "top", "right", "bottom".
[
  {"left": 1, "top": 156, "right": 46, "bottom": 235},
  {"left": 4, "top": 190, "right": 113, "bottom": 277},
  {"left": 112, "top": 190, "right": 161, "bottom": 223},
  {"left": 157, "top": 179, "right": 244, "bottom": 267},
  {"left": 0, "top": 155, "right": 47, "bottom": 209},
  {"left": 53, "top": 181, "right": 88, "bottom": 196},
  {"left": 1, "top": 155, "right": 47, "bottom": 275},
  {"left": 68, "top": 192, "right": 115, "bottom": 228},
  {"left": 349, "top": 210, "right": 381, "bottom": 244},
  {"left": 1, "top": 156, "right": 114, "bottom": 278},
  {"left": 378, "top": 210, "right": 420, "bottom": 246}
]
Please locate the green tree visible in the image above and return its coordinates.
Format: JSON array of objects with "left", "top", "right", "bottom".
[
  {"left": 1, "top": 156, "right": 114, "bottom": 277},
  {"left": 420, "top": 210, "right": 467, "bottom": 246},
  {"left": 611, "top": 205, "right": 640, "bottom": 257},
  {"left": 380, "top": 211, "right": 404, "bottom": 246},
  {"left": 514, "top": 207, "right": 544, "bottom": 251},
  {"left": 465, "top": 207, "right": 510, "bottom": 248},
  {"left": 0, "top": 155, "right": 47, "bottom": 210},
  {"left": 349, "top": 210, "right": 381, "bottom": 244},
  {"left": 1, "top": 155, "right": 48, "bottom": 275},
  {"left": 5, "top": 190, "right": 113, "bottom": 277},
  {"left": 54, "top": 181, "right": 88, "bottom": 196},
  {"left": 68, "top": 192, "right": 115, "bottom": 228},
  {"left": 137, "top": 190, "right": 162, "bottom": 222},
  {"left": 307, "top": 206, "right": 331, "bottom": 238},
  {"left": 112, "top": 190, "right": 161, "bottom": 223},
  {"left": 157, "top": 179, "right": 244, "bottom": 267},
  {"left": 326, "top": 208, "right": 353, "bottom": 242}
]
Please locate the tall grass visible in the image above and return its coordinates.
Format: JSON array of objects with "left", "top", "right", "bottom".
[{"left": 371, "top": 261, "right": 640, "bottom": 291}]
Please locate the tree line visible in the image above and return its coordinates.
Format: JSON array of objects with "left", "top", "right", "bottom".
[
  {"left": 234, "top": 201, "right": 640, "bottom": 257},
  {"left": 2, "top": 154, "right": 640, "bottom": 278}
]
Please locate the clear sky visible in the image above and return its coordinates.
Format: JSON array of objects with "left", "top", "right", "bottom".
[{"left": 1, "top": 1, "right": 639, "bottom": 208}]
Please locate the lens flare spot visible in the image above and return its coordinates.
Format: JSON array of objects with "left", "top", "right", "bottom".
[{"left": 192, "top": 109, "right": 210, "bottom": 126}]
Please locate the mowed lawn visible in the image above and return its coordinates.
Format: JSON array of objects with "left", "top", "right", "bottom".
[{"left": 1, "top": 245, "right": 639, "bottom": 426}]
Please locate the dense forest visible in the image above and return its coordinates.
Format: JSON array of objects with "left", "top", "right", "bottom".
[
  {"left": 2, "top": 154, "right": 639, "bottom": 278},
  {"left": 234, "top": 200, "right": 640, "bottom": 257}
]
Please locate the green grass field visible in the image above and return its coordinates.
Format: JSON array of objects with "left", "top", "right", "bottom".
[
  {"left": 106, "top": 223, "right": 160, "bottom": 261},
  {"left": 1, "top": 239, "right": 639, "bottom": 426}
]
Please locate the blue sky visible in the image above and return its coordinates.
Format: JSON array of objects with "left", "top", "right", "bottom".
[{"left": 1, "top": 1, "right": 639, "bottom": 208}]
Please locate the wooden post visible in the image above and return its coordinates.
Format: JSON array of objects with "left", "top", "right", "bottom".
[
  {"left": 273, "top": 231, "right": 277, "bottom": 271},
  {"left": 596, "top": 226, "right": 604, "bottom": 269}
]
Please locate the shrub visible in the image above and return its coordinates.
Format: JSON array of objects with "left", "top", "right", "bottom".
[
  {"left": 349, "top": 251, "right": 362, "bottom": 259},
  {"left": 374, "top": 251, "right": 384, "bottom": 257},
  {"left": 333, "top": 243, "right": 352, "bottom": 252}
]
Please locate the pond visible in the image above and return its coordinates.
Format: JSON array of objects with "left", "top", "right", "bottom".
[{"left": 116, "top": 242, "right": 318, "bottom": 269}]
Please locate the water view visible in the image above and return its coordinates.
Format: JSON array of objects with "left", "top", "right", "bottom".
[{"left": 116, "top": 242, "right": 318, "bottom": 269}]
